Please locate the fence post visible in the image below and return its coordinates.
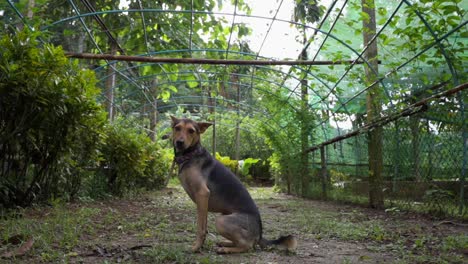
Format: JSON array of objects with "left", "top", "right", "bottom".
[
  {"left": 212, "top": 93, "right": 217, "bottom": 156},
  {"left": 459, "top": 91, "right": 467, "bottom": 215},
  {"left": 393, "top": 120, "right": 400, "bottom": 192},
  {"left": 320, "top": 146, "right": 327, "bottom": 199}
]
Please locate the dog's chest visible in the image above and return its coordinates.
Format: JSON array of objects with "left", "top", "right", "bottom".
[{"left": 178, "top": 165, "right": 205, "bottom": 202}]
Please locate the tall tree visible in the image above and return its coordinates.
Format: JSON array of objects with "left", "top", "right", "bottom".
[
  {"left": 362, "top": 0, "right": 384, "bottom": 208},
  {"left": 293, "top": 0, "right": 323, "bottom": 197}
]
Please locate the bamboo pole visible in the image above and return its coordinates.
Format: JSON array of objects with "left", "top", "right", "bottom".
[
  {"left": 65, "top": 52, "right": 380, "bottom": 66},
  {"left": 305, "top": 82, "right": 468, "bottom": 154}
]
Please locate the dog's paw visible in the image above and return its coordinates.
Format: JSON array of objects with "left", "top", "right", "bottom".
[
  {"left": 216, "top": 241, "right": 234, "bottom": 247},
  {"left": 191, "top": 242, "right": 203, "bottom": 253},
  {"left": 216, "top": 247, "right": 228, "bottom": 254}
]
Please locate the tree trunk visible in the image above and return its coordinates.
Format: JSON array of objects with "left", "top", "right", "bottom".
[
  {"left": 362, "top": 0, "right": 384, "bottom": 209},
  {"left": 105, "top": 42, "right": 117, "bottom": 121},
  {"left": 300, "top": 27, "right": 310, "bottom": 197},
  {"left": 148, "top": 79, "right": 158, "bottom": 141}
]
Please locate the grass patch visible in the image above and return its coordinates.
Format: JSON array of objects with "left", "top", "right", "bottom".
[
  {"left": 307, "top": 185, "right": 468, "bottom": 220},
  {"left": 441, "top": 234, "right": 468, "bottom": 253},
  {"left": 0, "top": 202, "right": 100, "bottom": 262},
  {"left": 141, "top": 244, "right": 224, "bottom": 264},
  {"left": 142, "top": 245, "right": 190, "bottom": 263},
  {"left": 248, "top": 186, "right": 279, "bottom": 200},
  {"left": 294, "top": 208, "right": 390, "bottom": 242}
]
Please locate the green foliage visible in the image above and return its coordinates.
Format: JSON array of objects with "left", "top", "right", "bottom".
[
  {"left": 293, "top": 0, "right": 324, "bottom": 24},
  {"left": 202, "top": 113, "right": 273, "bottom": 163},
  {"left": 0, "top": 29, "right": 106, "bottom": 207},
  {"left": 329, "top": 169, "right": 350, "bottom": 184},
  {"left": 215, "top": 152, "right": 238, "bottom": 174},
  {"left": 423, "top": 188, "right": 456, "bottom": 216},
  {"left": 240, "top": 157, "right": 260, "bottom": 177},
  {"left": 0, "top": 29, "right": 173, "bottom": 205},
  {"left": 99, "top": 118, "right": 172, "bottom": 196}
]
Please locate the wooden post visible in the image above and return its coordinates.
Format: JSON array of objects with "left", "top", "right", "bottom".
[
  {"left": 458, "top": 91, "right": 467, "bottom": 214},
  {"left": 410, "top": 90, "right": 421, "bottom": 181},
  {"left": 320, "top": 146, "right": 327, "bottom": 199},
  {"left": 212, "top": 91, "right": 217, "bottom": 156},
  {"left": 233, "top": 72, "right": 241, "bottom": 177}
]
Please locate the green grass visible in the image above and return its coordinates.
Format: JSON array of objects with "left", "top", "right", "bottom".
[
  {"left": 0, "top": 202, "right": 100, "bottom": 262},
  {"left": 141, "top": 244, "right": 225, "bottom": 264},
  {"left": 305, "top": 185, "right": 468, "bottom": 220}
]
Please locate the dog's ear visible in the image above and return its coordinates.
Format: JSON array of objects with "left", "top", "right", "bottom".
[
  {"left": 198, "top": 122, "right": 212, "bottom": 134},
  {"left": 170, "top": 116, "right": 179, "bottom": 126}
]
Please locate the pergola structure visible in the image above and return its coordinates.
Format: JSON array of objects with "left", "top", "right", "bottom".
[{"left": 2, "top": 0, "right": 467, "bottom": 209}]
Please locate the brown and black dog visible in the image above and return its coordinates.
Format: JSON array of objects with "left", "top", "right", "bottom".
[{"left": 170, "top": 116, "right": 297, "bottom": 254}]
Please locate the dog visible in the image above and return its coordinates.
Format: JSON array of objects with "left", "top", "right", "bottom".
[{"left": 170, "top": 116, "right": 297, "bottom": 254}]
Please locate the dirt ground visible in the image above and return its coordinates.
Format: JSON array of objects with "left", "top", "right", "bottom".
[{"left": 1, "top": 185, "right": 467, "bottom": 263}]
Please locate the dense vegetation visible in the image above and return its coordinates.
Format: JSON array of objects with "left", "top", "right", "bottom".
[{"left": 0, "top": 30, "right": 171, "bottom": 208}]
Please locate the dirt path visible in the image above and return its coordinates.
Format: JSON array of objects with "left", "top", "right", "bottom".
[{"left": 1, "top": 185, "right": 467, "bottom": 263}]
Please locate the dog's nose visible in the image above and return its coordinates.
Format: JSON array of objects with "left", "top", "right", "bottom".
[{"left": 176, "top": 140, "right": 184, "bottom": 148}]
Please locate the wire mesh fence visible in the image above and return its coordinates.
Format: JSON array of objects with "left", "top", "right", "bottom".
[{"left": 309, "top": 90, "right": 467, "bottom": 217}]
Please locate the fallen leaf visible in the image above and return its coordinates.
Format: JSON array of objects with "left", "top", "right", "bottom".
[{"left": 359, "top": 255, "right": 372, "bottom": 261}]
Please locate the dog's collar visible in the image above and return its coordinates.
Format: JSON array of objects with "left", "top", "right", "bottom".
[{"left": 174, "top": 145, "right": 205, "bottom": 165}]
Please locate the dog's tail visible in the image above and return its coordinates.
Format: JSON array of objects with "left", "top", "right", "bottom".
[{"left": 258, "top": 235, "right": 297, "bottom": 252}]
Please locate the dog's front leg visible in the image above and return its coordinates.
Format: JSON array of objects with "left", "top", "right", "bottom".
[{"left": 192, "top": 186, "right": 210, "bottom": 252}]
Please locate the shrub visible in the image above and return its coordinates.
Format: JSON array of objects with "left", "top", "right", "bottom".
[
  {"left": 215, "top": 152, "right": 238, "bottom": 174},
  {"left": 329, "top": 169, "right": 350, "bottom": 184},
  {"left": 240, "top": 158, "right": 260, "bottom": 177},
  {"left": 99, "top": 120, "right": 172, "bottom": 196},
  {"left": 0, "top": 29, "right": 105, "bottom": 207}
]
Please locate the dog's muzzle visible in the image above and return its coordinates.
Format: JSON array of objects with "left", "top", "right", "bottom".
[{"left": 175, "top": 140, "right": 185, "bottom": 151}]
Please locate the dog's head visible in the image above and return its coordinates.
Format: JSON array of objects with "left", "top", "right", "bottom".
[{"left": 170, "top": 116, "right": 212, "bottom": 153}]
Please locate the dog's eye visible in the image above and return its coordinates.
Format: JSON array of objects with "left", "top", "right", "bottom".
[
  {"left": 188, "top": 128, "right": 195, "bottom": 134},
  {"left": 175, "top": 126, "right": 181, "bottom": 132}
]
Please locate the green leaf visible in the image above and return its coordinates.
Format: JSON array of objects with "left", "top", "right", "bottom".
[
  {"left": 160, "top": 90, "right": 171, "bottom": 101},
  {"left": 168, "top": 85, "right": 178, "bottom": 92},
  {"left": 377, "top": 7, "right": 387, "bottom": 16},
  {"left": 360, "top": 11, "right": 370, "bottom": 23},
  {"left": 186, "top": 75, "right": 199, "bottom": 88}
]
